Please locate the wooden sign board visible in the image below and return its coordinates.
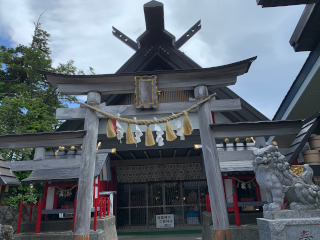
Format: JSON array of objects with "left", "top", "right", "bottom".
[{"left": 135, "top": 75, "right": 158, "bottom": 109}]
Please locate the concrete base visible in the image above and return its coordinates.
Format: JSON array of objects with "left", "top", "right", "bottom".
[
  {"left": 202, "top": 212, "right": 260, "bottom": 240},
  {"left": 257, "top": 210, "right": 320, "bottom": 240},
  {"left": 14, "top": 216, "right": 118, "bottom": 240},
  {"left": 1, "top": 224, "right": 14, "bottom": 240}
]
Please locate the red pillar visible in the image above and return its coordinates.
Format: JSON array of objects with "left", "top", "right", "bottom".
[
  {"left": 232, "top": 179, "right": 241, "bottom": 226},
  {"left": 94, "top": 198, "right": 98, "bottom": 231},
  {"left": 99, "top": 199, "right": 103, "bottom": 218},
  {"left": 35, "top": 200, "right": 43, "bottom": 233},
  {"left": 255, "top": 180, "right": 261, "bottom": 201},
  {"left": 16, "top": 202, "right": 23, "bottom": 234},
  {"left": 107, "top": 198, "right": 110, "bottom": 216},
  {"left": 103, "top": 198, "right": 107, "bottom": 217},
  {"left": 205, "top": 195, "right": 211, "bottom": 212},
  {"left": 255, "top": 180, "right": 262, "bottom": 210},
  {"left": 29, "top": 203, "right": 33, "bottom": 222}
]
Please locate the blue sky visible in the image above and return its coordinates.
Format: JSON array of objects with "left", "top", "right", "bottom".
[
  {"left": 0, "top": 35, "right": 12, "bottom": 48},
  {"left": 0, "top": 0, "right": 309, "bottom": 119}
]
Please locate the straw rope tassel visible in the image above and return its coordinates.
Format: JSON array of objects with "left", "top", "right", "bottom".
[
  {"left": 182, "top": 111, "right": 193, "bottom": 135},
  {"left": 126, "top": 124, "right": 135, "bottom": 144},
  {"left": 166, "top": 121, "right": 177, "bottom": 141},
  {"left": 145, "top": 125, "right": 155, "bottom": 146},
  {"left": 107, "top": 119, "right": 116, "bottom": 138}
]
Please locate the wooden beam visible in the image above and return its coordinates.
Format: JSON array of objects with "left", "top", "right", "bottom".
[
  {"left": 257, "top": 0, "right": 317, "bottom": 7},
  {"left": 175, "top": 20, "right": 201, "bottom": 49},
  {"left": 9, "top": 158, "right": 78, "bottom": 171},
  {"left": 195, "top": 85, "right": 229, "bottom": 231},
  {"left": 100, "top": 130, "right": 201, "bottom": 151},
  {"left": 42, "top": 57, "right": 256, "bottom": 95},
  {"left": 0, "top": 131, "right": 86, "bottom": 149},
  {"left": 210, "top": 120, "right": 302, "bottom": 138},
  {"left": 73, "top": 92, "right": 100, "bottom": 238},
  {"left": 112, "top": 26, "right": 139, "bottom": 51},
  {"left": 56, "top": 99, "right": 242, "bottom": 120},
  {"left": 9, "top": 150, "right": 112, "bottom": 172},
  {"left": 57, "top": 76, "right": 236, "bottom": 95}
]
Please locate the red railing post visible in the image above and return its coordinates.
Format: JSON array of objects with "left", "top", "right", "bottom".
[
  {"left": 16, "top": 202, "right": 23, "bottom": 234},
  {"left": 99, "top": 198, "right": 102, "bottom": 218},
  {"left": 107, "top": 198, "right": 110, "bottom": 216},
  {"left": 35, "top": 199, "right": 43, "bottom": 233},
  {"left": 103, "top": 198, "right": 106, "bottom": 217},
  {"left": 232, "top": 179, "right": 241, "bottom": 226},
  {"left": 255, "top": 180, "right": 262, "bottom": 210},
  {"left": 72, "top": 195, "right": 77, "bottom": 232},
  {"left": 94, "top": 198, "right": 98, "bottom": 231},
  {"left": 29, "top": 203, "right": 33, "bottom": 222},
  {"left": 205, "top": 195, "right": 211, "bottom": 212}
]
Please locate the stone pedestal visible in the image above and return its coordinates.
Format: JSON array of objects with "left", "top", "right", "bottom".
[{"left": 257, "top": 210, "right": 320, "bottom": 240}]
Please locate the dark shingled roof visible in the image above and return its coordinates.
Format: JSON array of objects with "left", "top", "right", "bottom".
[
  {"left": 22, "top": 150, "right": 109, "bottom": 183},
  {"left": 0, "top": 155, "right": 20, "bottom": 186}
]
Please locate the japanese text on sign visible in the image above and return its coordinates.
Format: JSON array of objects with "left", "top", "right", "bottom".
[{"left": 156, "top": 214, "right": 174, "bottom": 228}]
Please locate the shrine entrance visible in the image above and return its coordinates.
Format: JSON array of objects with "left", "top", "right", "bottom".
[{"left": 117, "top": 180, "right": 208, "bottom": 229}]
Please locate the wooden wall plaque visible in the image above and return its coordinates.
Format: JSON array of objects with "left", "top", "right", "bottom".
[{"left": 135, "top": 75, "right": 158, "bottom": 109}]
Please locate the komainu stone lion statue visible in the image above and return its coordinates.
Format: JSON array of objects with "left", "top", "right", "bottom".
[{"left": 253, "top": 145, "right": 320, "bottom": 211}]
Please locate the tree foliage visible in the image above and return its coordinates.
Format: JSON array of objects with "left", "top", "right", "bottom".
[{"left": 0, "top": 18, "right": 91, "bottom": 207}]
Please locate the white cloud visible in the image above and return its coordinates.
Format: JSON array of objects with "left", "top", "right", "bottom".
[
  {"left": 0, "top": 0, "right": 309, "bottom": 118},
  {"left": 0, "top": 0, "right": 35, "bottom": 45}
]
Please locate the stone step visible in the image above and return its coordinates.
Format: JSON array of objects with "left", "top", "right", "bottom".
[
  {"left": 19, "top": 217, "right": 108, "bottom": 233},
  {"left": 15, "top": 216, "right": 118, "bottom": 240},
  {"left": 14, "top": 229, "right": 105, "bottom": 240}
]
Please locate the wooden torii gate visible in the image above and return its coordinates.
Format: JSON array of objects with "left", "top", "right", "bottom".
[{"left": 42, "top": 57, "right": 256, "bottom": 240}]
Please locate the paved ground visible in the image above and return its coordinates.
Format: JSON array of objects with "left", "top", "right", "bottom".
[{"left": 118, "top": 234, "right": 202, "bottom": 240}]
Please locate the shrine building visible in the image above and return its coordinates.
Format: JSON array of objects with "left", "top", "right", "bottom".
[{"left": 51, "top": 0, "right": 269, "bottom": 230}]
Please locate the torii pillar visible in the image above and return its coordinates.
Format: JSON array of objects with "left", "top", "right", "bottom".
[
  {"left": 73, "top": 92, "right": 101, "bottom": 240},
  {"left": 195, "top": 86, "right": 230, "bottom": 240}
]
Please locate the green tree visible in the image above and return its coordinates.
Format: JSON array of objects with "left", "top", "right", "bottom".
[{"left": 0, "top": 18, "right": 91, "bottom": 207}]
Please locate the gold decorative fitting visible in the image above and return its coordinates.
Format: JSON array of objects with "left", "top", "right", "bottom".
[
  {"left": 272, "top": 141, "right": 278, "bottom": 146},
  {"left": 70, "top": 146, "right": 75, "bottom": 151},
  {"left": 290, "top": 165, "right": 304, "bottom": 176},
  {"left": 235, "top": 138, "right": 240, "bottom": 143},
  {"left": 245, "top": 137, "right": 251, "bottom": 143},
  {"left": 59, "top": 146, "right": 65, "bottom": 151},
  {"left": 224, "top": 138, "right": 229, "bottom": 143},
  {"left": 111, "top": 148, "right": 117, "bottom": 154}
]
